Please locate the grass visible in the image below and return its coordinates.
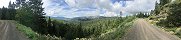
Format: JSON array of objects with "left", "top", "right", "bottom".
[
  {"left": 15, "top": 21, "right": 62, "bottom": 40},
  {"left": 97, "top": 20, "right": 135, "bottom": 40},
  {"left": 147, "top": 18, "right": 181, "bottom": 38},
  {"left": 16, "top": 21, "right": 37, "bottom": 39}
]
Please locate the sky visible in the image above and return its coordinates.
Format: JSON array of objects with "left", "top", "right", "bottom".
[
  {"left": 0, "top": 0, "right": 16, "bottom": 7},
  {"left": 0, "top": 0, "right": 158, "bottom": 18}
]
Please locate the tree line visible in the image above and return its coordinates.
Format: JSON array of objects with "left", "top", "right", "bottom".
[
  {"left": 0, "top": 0, "right": 51, "bottom": 35},
  {"left": 0, "top": 2, "right": 16, "bottom": 20},
  {"left": 135, "top": 12, "right": 150, "bottom": 18}
]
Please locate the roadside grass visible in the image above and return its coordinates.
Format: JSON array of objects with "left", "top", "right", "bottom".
[
  {"left": 175, "top": 27, "right": 181, "bottom": 38},
  {"left": 146, "top": 18, "right": 181, "bottom": 38},
  {"left": 15, "top": 21, "right": 62, "bottom": 40},
  {"left": 160, "top": 27, "right": 181, "bottom": 38},
  {"left": 16, "top": 22, "right": 36, "bottom": 39},
  {"left": 98, "top": 20, "right": 135, "bottom": 40},
  {"left": 98, "top": 17, "right": 135, "bottom": 40}
]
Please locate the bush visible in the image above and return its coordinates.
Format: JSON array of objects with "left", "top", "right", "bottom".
[{"left": 16, "top": 21, "right": 62, "bottom": 40}]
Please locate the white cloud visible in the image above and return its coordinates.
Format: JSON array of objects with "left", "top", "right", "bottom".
[
  {"left": 43, "top": 0, "right": 100, "bottom": 18},
  {"left": 82, "top": 10, "right": 100, "bottom": 16},
  {"left": 102, "top": 11, "right": 119, "bottom": 17},
  {"left": 76, "top": 0, "right": 96, "bottom": 8},
  {"left": 1, "top": 0, "right": 158, "bottom": 18},
  {"left": 54, "top": 9, "right": 100, "bottom": 18},
  {"left": 43, "top": 0, "right": 158, "bottom": 18},
  {"left": 95, "top": 0, "right": 112, "bottom": 10},
  {"left": 0, "top": 0, "right": 16, "bottom": 8},
  {"left": 121, "top": 0, "right": 157, "bottom": 13},
  {"left": 64, "top": 0, "right": 76, "bottom": 7}
]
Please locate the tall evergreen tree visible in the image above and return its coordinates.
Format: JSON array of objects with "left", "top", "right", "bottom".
[
  {"left": 0, "top": 8, "right": 2, "bottom": 19},
  {"left": 154, "top": 1, "right": 160, "bottom": 15},
  {"left": 47, "top": 17, "right": 52, "bottom": 34},
  {"left": 29, "top": 0, "right": 47, "bottom": 33},
  {"left": 1, "top": 6, "right": 7, "bottom": 20},
  {"left": 15, "top": 0, "right": 47, "bottom": 34},
  {"left": 8, "top": 1, "right": 16, "bottom": 20}
]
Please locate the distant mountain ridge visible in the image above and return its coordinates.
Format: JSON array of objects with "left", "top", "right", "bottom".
[
  {"left": 51, "top": 17, "right": 70, "bottom": 20},
  {"left": 51, "top": 16, "right": 106, "bottom": 21}
]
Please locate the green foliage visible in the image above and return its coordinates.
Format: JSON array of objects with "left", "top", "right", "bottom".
[
  {"left": 0, "top": 7, "right": 16, "bottom": 20},
  {"left": 165, "top": 2, "right": 181, "bottom": 27},
  {"left": 45, "top": 16, "right": 136, "bottom": 40},
  {"left": 0, "top": 0, "right": 47, "bottom": 34},
  {"left": 0, "top": 1, "right": 16, "bottom": 20},
  {"left": 149, "top": 0, "right": 181, "bottom": 38},
  {"left": 16, "top": 21, "right": 63, "bottom": 40},
  {"left": 16, "top": 5, "right": 35, "bottom": 27},
  {"left": 15, "top": 0, "right": 47, "bottom": 34},
  {"left": 16, "top": 21, "right": 37, "bottom": 39},
  {"left": 160, "top": 0, "right": 171, "bottom": 6},
  {"left": 175, "top": 27, "right": 181, "bottom": 38},
  {"left": 95, "top": 16, "right": 136, "bottom": 40},
  {"left": 153, "top": 1, "right": 161, "bottom": 15},
  {"left": 151, "top": 0, "right": 181, "bottom": 27}
]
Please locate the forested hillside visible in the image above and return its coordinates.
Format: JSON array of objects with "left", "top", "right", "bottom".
[
  {"left": 0, "top": 0, "right": 138, "bottom": 40},
  {"left": 16, "top": 16, "right": 136, "bottom": 40},
  {"left": 149, "top": 0, "right": 181, "bottom": 38}
]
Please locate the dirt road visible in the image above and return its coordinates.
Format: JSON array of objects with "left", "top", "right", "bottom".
[
  {"left": 122, "top": 19, "right": 181, "bottom": 40},
  {"left": 0, "top": 20, "right": 28, "bottom": 40}
]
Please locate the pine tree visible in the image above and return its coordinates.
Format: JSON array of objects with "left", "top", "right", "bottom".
[
  {"left": 154, "top": 1, "right": 160, "bottom": 15},
  {"left": 0, "top": 8, "right": 2, "bottom": 19},
  {"left": 47, "top": 17, "right": 52, "bottom": 34},
  {"left": 1, "top": 6, "right": 7, "bottom": 20},
  {"left": 8, "top": 1, "right": 16, "bottom": 20},
  {"left": 29, "top": 0, "right": 47, "bottom": 33},
  {"left": 15, "top": 0, "right": 47, "bottom": 33}
]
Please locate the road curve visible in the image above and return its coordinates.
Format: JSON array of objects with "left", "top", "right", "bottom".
[
  {"left": 0, "top": 20, "right": 28, "bottom": 40},
  {"left": 122, "top": 19, "right": 181, "bottom": 40}
]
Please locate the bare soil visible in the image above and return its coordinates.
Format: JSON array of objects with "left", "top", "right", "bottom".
[{"left": 0, "top": 20, "right": 28, "bottom": 40}]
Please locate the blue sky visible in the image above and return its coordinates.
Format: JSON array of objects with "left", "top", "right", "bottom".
[
  {"left": 42, "top": 0, "right": 158, "bottom": 18},
  {"left": 0, "top": 0, "right": 158, "bottom": 18}
]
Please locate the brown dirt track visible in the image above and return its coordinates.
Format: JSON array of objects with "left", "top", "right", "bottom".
[
  {"left": 122, "top": 19, "right": 181, "bottom": 40},
  {"left": 0, "top": 20, "right": 28, "bottom": 40}
]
